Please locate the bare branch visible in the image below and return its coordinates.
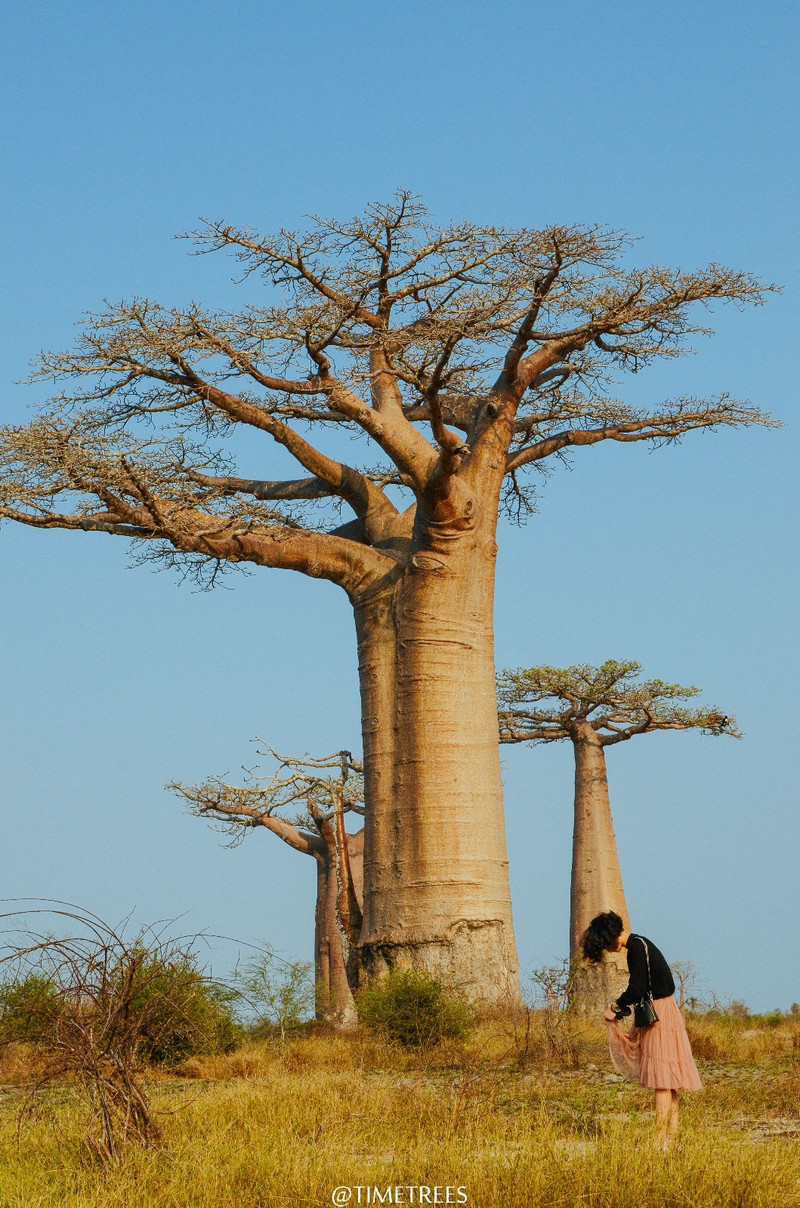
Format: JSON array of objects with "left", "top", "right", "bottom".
[
  {"left": 503, "top": 241, "right": 564, "bottom": 387},
  {"left": 186, "top": 471, "right": 339, "bottom": 502},
  {"left": 505, "top": 395, "right": 778, "bottom": 475},
  {"left": 171, "top": 745, "right": 364, "bottom": 855}
]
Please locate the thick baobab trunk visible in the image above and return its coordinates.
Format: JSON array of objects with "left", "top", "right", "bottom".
[
  {"left": 354, "top": 530, "right": 520, "bottom": 1006},
  {"left": 570, "top": 721, "right": 630, "bottom": 1011},
  {"left": 313, "top": 830, "right": 364, "bottom": 1028}
]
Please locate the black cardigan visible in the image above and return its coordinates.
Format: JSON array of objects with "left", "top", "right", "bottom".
[{"left": 615, "top": 934, "right": 676, "bottom": 1014}]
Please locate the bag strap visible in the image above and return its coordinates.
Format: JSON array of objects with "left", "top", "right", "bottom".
[{"left": 636, "top": 936, "right": 653, "bottom": 994}]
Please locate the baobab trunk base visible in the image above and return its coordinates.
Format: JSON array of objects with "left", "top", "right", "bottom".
[{"left": 359, "top": 918, "right": 520, "bottom": 1006}]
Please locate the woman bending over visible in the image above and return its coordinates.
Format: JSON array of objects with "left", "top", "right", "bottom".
[{"left": 582, "top": 911, "right": 702, "bottom": 1144}]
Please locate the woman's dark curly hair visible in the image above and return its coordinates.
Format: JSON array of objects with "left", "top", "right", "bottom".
[{"left": 581, "top": 911, "right": 624, "bottom": 964}]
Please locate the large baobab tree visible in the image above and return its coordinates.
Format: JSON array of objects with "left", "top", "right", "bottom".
[
  {"left": 0, "top": 194, "right": 775, "bottom": 1001},
  {"left": 498, "top": 659, "right": 740, "bottom": 1008},
  {"left": 172, "top": 748, "right": 364, "bottom": 1028}
]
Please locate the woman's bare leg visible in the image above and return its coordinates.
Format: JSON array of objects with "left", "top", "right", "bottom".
[{"left": 654, "top": 1089, "right": 679, "bottom": 1146}]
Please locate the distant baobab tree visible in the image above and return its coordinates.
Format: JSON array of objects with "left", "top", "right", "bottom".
[
  {"left": 0, "top": 193, "right": 775, "bottom": 1001},
  {"left": 498, "top": 660, "right": 739, "bottom": 1009},
  {"left": 172, "top": 748, "right": 364, "bottom": 1028}
]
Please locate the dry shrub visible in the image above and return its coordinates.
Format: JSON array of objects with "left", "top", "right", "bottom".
[
  {"left": 0, "top": 906, "right": 238, "bottom": 1162},
  {"left": 501, "top": 1005, "right": 608, "bottom": 1069},
  {"left": 511, "top": 964, "right": 610, "bottom": 1070}
]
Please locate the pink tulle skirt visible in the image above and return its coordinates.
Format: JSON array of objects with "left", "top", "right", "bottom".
[{"left": 606, "top": 995, "right": 703, "bottom": 1091}]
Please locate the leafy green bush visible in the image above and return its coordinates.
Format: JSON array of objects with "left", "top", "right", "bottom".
[
  {"left": 356, "top": 970, "right": 472, "bottom": 1048},
  {"left": 0, "top": 973, "right": 60, "bottom": 1042},
  {"left": 119, "top": 950, "right": 241, "bottom": 1066},
  {"left": 0, "top": 949, "right": 240, "bottom": 1069}
]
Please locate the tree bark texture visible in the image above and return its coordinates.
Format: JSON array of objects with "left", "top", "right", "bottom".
[
  {"left": 354, "top": 526, "right": 520, "bottom": 1006},
  {"left": 313, "top": 829, "right": 364, "bottom": 1028},
  {"left": 570, "top": 721, "right": 631, "bottom": 1011}
]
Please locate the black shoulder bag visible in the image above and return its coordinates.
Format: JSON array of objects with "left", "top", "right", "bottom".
[{"left": 633, "top": 937, "right": 659, "bottom": 1028}]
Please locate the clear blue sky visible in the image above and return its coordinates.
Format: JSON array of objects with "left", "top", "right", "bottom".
[{"left": 1, "top": 0, "right": 797, "bottom": 1010}]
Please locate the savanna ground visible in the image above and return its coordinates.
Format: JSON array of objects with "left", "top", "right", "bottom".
[{"left": 1, "top": 1011, "right": 798, "bottom": 1208}]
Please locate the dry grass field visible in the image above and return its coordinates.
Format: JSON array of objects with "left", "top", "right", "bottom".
[{"left": 0, "top": 1011, "right": 798, "bottom": 1208}]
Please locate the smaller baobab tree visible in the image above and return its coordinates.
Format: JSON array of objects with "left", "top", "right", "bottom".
[
  {"left": 497, "top": 660, "right": 739, "bottom": 1010},
  {"left": 171, "top": 747, "right": 364, "bottom": 1029}
]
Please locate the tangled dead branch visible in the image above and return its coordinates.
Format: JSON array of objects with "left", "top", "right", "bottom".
[{"left": 0, "top": 904, "right": 231, "bottom": 1162}]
